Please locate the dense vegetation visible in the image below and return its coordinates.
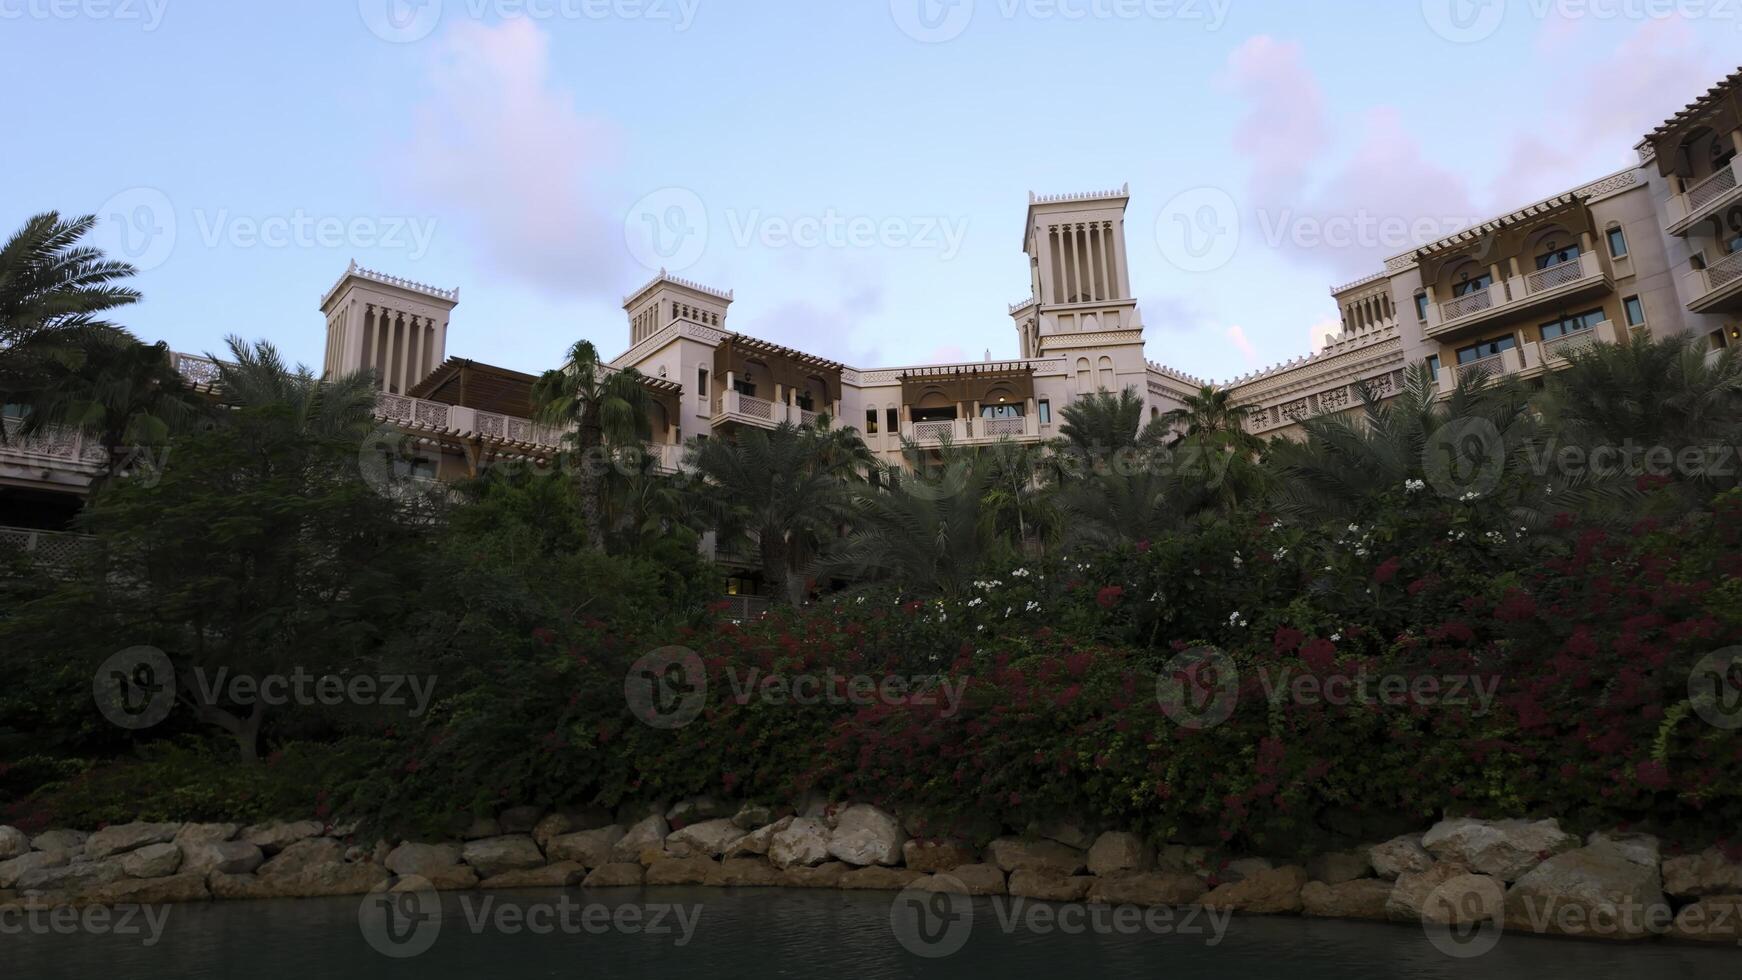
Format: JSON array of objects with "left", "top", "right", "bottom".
[{"left": 3, "top": 212, "right": 1740, "bottom": 858}]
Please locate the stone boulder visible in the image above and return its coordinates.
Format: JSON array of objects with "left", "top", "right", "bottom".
[
  {"left": 480, "top": 862, "right": 584, "bottom": 889},
  {"left": 1009, "top": 870, "right": 1094, "bottom": 902},
  {"left": 1585, "top": 832, "right": 1659, "bottom": 868},
  {"left": 547, "top": 826, "right": 626, "bottom": 868},
  {"left": 0, "top": 851, "right": 68, "bottom": 889},
  {"left": 1662, "top": 846, "right": 1742, "bottom": 898},
  {"left": 611, "top": 815, "right": 670, "bottom": 864},
  {"left": 532, "top": 813, "right": 573, "bottom": 850},
  {"left": 1668, "top": 895, "right": 1742, "bottom": 943},
  {"left": 240, "top": 820, "right": 325, "bottom": 855},
  {"left": 80, "top": 872, "right": 211, "bottom": 907},
  {"left": 16, "top": 859, "right": 126, "bottom": 893},
  {"left": 1306, "top": 851, "right": 1371, "bottom": 885},
  {"left": 839, "top": 866, "right": 925, "bottom": 891},
  {"left": 582, "top": 862, "right": 645, "bottom": 888},
  {"left": 725, "top": 817, "right": 792, "bottom": 859},
  {"left": 902, "top": 839, "right": 978, "bottom": 873},
  {"left": 260, "top": 838, "right": 345, "bottom": 877},
  {"left": 666, "top": 797, "right": 731, "bottom": 828},
  {"left": 1503, "top": 845, "right": 1669, "bottom": 940},
  {"left": 1386, "top": 863, "right": 1501, "bottom": 923},
  {"left": 385, "top": 842, "right": 463, "bottom": 878},
  {"left": 644, "top": 856, "right": 719, "bottom": 885},
  {"left": 1086, "top": 832, "right": 1153, "bottom": 877},
  {"left": 781, "top": 862, "right": 851, "bottom": 889},
  {"left": 1301, "top": 879, "right": 1392, "bottom": 920},
  {"left": 174, "top": 823, "right": 239, "bottom": 846},
  {"left": 460, "top": 836, "right": 545, "bottom": 879},
  {"left": 417, "top": 864, "right": 482, "bottom": 891},
  {"left": 1368, "top": 835, "right": 1434, "bottom": 880},
  {"left": 210, "top": 862, "right": 388, "bottom": 899},
  {"left": 85, "top": 822, "right": 182, "bottom": 859},
  {"left": 985, "top": 838, "right": 1086, "bottom": 875},
  {"left": 666, "top": 819, "right": 746, "bottom": 859},
  {"left": 1086, "top": 871, "right": 1205, "bottom": 908},
  {"left": 1027, "top": 819, "right": 1096, "bottom": 851},
  {"left": 1156, "top": 844, "right": 1211, "bottom": 876},
  {"left": 497, "top": 806, "right": 544, "bottom": 835},
  {"left": 826, "top": 805, "right": 906, "bottom": 867},
  {"left": 1421, "top": 818, "right": 1577, "bottom": 882},
  {"left": 705, "top": 858, "right": 785, "bottom": 887},
  {"left": 1201, "top": 865, "right": 1309, "bottom": 914},
  {"left": 461, "top": 817, "right": 503, "bottom": 841},
  {"left": 914, "top": 864, "right": 1006, "bottom": 896},
  {"left": 1219, "top": 857, "right": 1274, "bottom": 883},
  {"left": 180, "top": 841, "right": 264, "bottom": 878},
  {"left": 731, "top": 804, "right": 778, "bottom": 830},
  {"left": 120, "top": 843, "right": 182, "bottom": 879},
  {"left": 0, "top": 826, "right": 28, "bottom": 860},
  {"left": 767, "top": 818, "right": 831, "bottom": 870},
  {"left": 31, "top": 830, "right": 88, "bottom": 855}
]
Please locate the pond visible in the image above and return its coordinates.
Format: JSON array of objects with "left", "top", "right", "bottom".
[{"left": 6, "top": 886, "right": 1737, "bottom": 978}]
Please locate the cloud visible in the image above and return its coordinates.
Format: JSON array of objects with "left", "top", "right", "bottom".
[
  {"left": 1223, "top": 36, "right": 1331, "bottom": 202},
  {"left": 1225, "top": 324, "right": 1259, "bottom": 365},
  {"left": 395, "top": 18, "right": 628, "bottom": 297}
]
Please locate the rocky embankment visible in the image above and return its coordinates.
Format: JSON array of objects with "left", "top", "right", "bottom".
[{"left": 2, "top": 804, "right": 1739, "bottom": 947}]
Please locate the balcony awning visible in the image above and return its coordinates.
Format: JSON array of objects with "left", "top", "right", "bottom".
[
  {"left": 899, "top": 362, "right": 1036, "bottom": 406},
  {"left": 1412, "top": 194, "right": 1593, "bottom": 283},
  {"left": 1644, "top": 67, "right": 1742, "bottom": 177}
]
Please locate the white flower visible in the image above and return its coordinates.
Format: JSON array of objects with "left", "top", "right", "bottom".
[
  {"left": 1347, "top": 523, "right": 1360, "bottom": 533},
  {"left": 1273, "top": 548, "right": 1288, "bottom": 560},
  {"left": 1330, "top": 632, "right": 1342, "bottom": 642},
  {"left": 1405, "top": 479, "right": 1426, "bottom": 493},
  {"left": 1011, "top": 568, "right": 1030, "bottom": 578},
  {"left": 1229, "top": 611, "right": 1242, "bottom": 625},
  {"left": 967, "top": 597, "right": 983, "bottom": 608}
]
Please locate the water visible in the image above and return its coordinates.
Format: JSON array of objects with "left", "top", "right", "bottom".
[{"left": 5, "top": 886, "right": 1736, "bottom": 979}]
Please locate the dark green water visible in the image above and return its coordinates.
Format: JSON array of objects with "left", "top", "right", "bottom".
[{"left": 5, "top": 886, "right": 1736, "bottom": 978}]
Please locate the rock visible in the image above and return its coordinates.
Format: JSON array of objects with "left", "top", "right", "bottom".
[
  {"left": 1301, "top": 879, "right": 1393, "bottom": 920},
  {"left": 985, "top": 838, "right": 1086, "bottom": 876},
  {"left": 705, "top": 858, "right": 785, "bottom": 887},
  {"left": 1668, "top": 895, "right": 1742, "bottom": 943},
  {"left": 1009, "top": 870, "right": 1093, "bottom": 902},
  {"left": 556, "top": 805, "right": 616, "bottom": 832},
  {"left": 240, "top": 820, "right": 325, "bottom": 855},
  {"left": 902, "top": 839, "right": 978, "bottom": 873},
  {"left": 731, "top": 804, "right": 776, "bottom": 830},
  {"left": 461, "top": 817, "right": 503, "bottom": 841},
  {"left": 1028, "top": 820, "right": 1096, "bottom": 851},
  {"left": 497, "top": 806, "right": 544, "bottom": 834},
  {"left": 210, "top": 862, "right": 388, "bottom": 899},
  {"left": 120, "top": 843, "right": 182, "bottom": 879},
  {"left": 418, "top": 864, "right": 482, "bottom": 891},
  {"left": 767, "top": 818, "right": 831, "bottom": 870},
  {"left": 1368, "top": 835, "right": 1434, "bottom": 879},
  {"left": 1585, "top": 832, "right": 1659, "bottom": 868},
  {"left": 460, "top": 836, "right": 545, "bottom": 879},
  {"left": 1662, "top": 846, "right": 1742, "bottom": 898},
  {"left": 547, "top": 826, "right": 626, "bottom": 868},
  {"left": 665, "top": 797, "right": 730, "bottom": 828},
  {"left": 1156, "top": 844, "right": 1211, "bottom": 876},
  {"left": 645, "top": 856, "right": 719, "bottom": 885},
  {"left": 79, "top": 872, "right": 209, "bottom": 906},
  {"left": 1503, "top": 845, "right": 1670, "bottom": 940},
  {"left": 840, "top": 866, "right": 925, "bottom": 891},
  {"left": 1220, "top": 857, "right": 1274, "bottom": 883},
  {"left": 611, "top": 816, "right": 670, "bottom": 864},
  {"left": 1307, "top": 851, "right": 1371, "bottom": 885},
  {"left": 0, "top": 827, "right": 28, "bottom": 860},
  {"left": 1386, "top": 863, "right": 1498, "bottom": 922},
  {"left": 582, "top": 862, "right": 646, "bottom": 888},
  {"left": 614, "top": 800, "right": 669, "bottom": 827},
  {"left": 1201, "top": 865, "right": 1309, "bottom": 914},
  {"left": 85, "top": 822, "right": 182, "bottom": 859},
  {"left": 826, "top": 805, "right": 906, "bottom": 867},
  {"left": 781, "top": 862, "right": 851, "bottom": 889},
  {"left": 260, "top": 838, "right": 345, "bottom": 877},
  {"left": 532, "top": 814, "right": 573, "bottom": 850},
  {"left": 174, "top": 823, "right": 239, "bottom": 846},
  {"left": 1086, "top": 871, "right": 1205, "bottom": 907},
  {"left": 179, "top": 841, "right": 264, "bottom": 877},
  {"left": 1421, "top": 818, "right": 1578, "bottom": 882},
  {"left": 480, "top": 862, "right": 584, "bottom": 889},
  {"left": 17, "top": 859, "right": 126, "bottom": 893},
  {"left": 1086, "top": 832, "right": 1153, "bottom": 877},
  {"left": 666, "top": 819, "right": 745, "bottom": 859},
  {"left": 0, "top": 851, "right": 68, "bottom": 889},
  {"left": 915, "top": 864, "right": 1006, "bottom": 896},
  {"left": 385, "top": 842, "right": 463, "bottom": 877},
  {"left": 725, "top": 817, "right": 793, "bottom": 859},
  {"left": 31, "top": 829, "right": 88, "bottom": 855}
]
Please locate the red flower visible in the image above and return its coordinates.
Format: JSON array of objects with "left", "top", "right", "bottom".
[
  {"left": 1273, "top": 627, "right": 1304, "bottom": 653},
  {"left": 1096, "top": 585, "right": 1125, "bottom": 609},
  {"left": 1635, "top": 761, "right": 1672, "bottom": 791},
  {"left": 1301, "top": 638, "right": 1336, "bottom": 672},
  {"left": 1374, "top": 557, "right": 1402, "bottom": 584},
  {"left": 1136, "top": 539, "right": 1151, "bottom": 553}
]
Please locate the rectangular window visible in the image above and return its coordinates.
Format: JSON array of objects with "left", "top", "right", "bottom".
[
  {"left": 1037, "top": 399, "right": 1052, "bottom": 424},
  {"left": 697, "top": 368, "right": 709, "bottom": 397},
  {"left": 1539, "top": 308, "right": 1606, "bottom": 342},
  {"left": 1536, "top": 244, "right": 1581, "bottom": 269},
  {"left": 733, "top": 378, "right": 756, "bottom": 397},
  {"left": 1607, "top": 227, "right": 1628, "bottom": 258},
  {"left": 865, "top": 409, "right": 879, "bottom": 435},
  {"left": 1457, "top": 335, "right": 1517, "bottom": 365},
  {"left": 1414, "top": 294, "right": 1430, "bottom": 320},
  {"left": 1425, "top": 354, "right": 1441, "bottom": 378},
  {"left": 886, "top": 408, "right": 898, "bottom": 432},
  {"left": 1624, "top": 296, "right": 1645, "bottom": 327},
  {"left": 1452, "top": 273, "right": 1493, "bottom": 297}
]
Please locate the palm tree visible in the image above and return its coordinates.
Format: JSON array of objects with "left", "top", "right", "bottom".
[
  {"left": 0, "top": 212, "right": 140, "bottom": 384},
  {"left": 1159, "top": 384, "right": 1265, "bottom": 455},
  {"left": 531, "top": 340, "right": 653, "bottom": 552},
  {"left": 685, "top": 420, "right": 870, "bottom": 605},
  {"left": 1055, "top": 387, "right": 1167, "bottom": 455},
  {"left": 214, "top": 336, "right": 380, "bottom": 440}
]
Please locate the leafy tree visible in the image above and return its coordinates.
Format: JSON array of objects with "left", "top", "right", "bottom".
[
  {"left": 1054, "top": 387, "right": 1167, "bottom": 455},
  {"left": 0, "top": 212, "right": 140, "bottom": 387},
  {"left": 531, "top": 340, "right": 653, "bottom": 551},
  {"left": 1159, "top": 384, "right": 1264, "bottom": 454}
]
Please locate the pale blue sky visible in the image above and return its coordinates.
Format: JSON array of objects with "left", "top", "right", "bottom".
[{"left": 1, "top": 1, "right": 1731, "bottom": 383}]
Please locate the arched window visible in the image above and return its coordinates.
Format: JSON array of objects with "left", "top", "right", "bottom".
[
  {"left": 1076, "top": 358, "right": 1092, "bottom": 394},
  {"left": 1097, "top": 356, "right": 1115, "bottom": 391}
]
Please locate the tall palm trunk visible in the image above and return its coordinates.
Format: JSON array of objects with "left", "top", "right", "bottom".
[{"left": 576, "top": 420, "right": 608, "bottom": 552}]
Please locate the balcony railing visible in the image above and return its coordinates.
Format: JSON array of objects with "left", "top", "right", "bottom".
[
  {"left": 709, "top": 390, "right": 831, "bottom": 430},
  {"left": 0, "top": 526, "right": 92, "bottom": 569},
  {"left": 1684, "top": 249, "right": 1742, "bottom": 313},
  {"left": 375, "top": 393, "right": 564, "bottom": 448},
  {"left": 1436, "top": 319, "right": 1620, "bottom": 394},
  {"left": 1664, "top": 158, "right": 1742, "bottom": 235},
  {"left": 903, "top": 414, "right": 1041, "bottom": 446},
  {"left": 0, "top": 417, "right": 109, "bottom": 472},
  {"left": 716, "top": 595, "right": 770, "bottom": 622},
  {"left": 1524, "top": 258, "right": 1587, "bottom": 295},
  {"left": 1439, "top": 287, "right": 1497, "bottom": 322},
  {"left": 1427, "top": 251, "right": 1609, "bottom": 337}
]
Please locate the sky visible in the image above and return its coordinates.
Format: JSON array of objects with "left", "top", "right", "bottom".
[{"left": 1, "top": 0, "right": 1733, "bottom": 385}]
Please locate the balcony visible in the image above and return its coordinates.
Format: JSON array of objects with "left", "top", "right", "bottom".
[
  {"left": 0, "top": 417, "right": 109, "bottom": 488},
  {"left": 375, "top": 393, "right": 565, "bottom": 448},
  {"left": 1425, "top": 251, "right": 1612, "bottom": 339},
  {"left": 1436, "top": 319, "right": 1621, "bottom": 394},
  {"left": 709, "top": 390, "right": 831, "bottom": 431},
  {"left": 1683, "top": 249, "right": 1742, "bottom": 314},
  {"left": 1663, "top": 158, "right": 1742, "bottom": 237},
  {"left": 902, "top": 414, "right": 1042, "bottom": 447},
  {"left": 0, "top": 525, "right": 92, "bottom": 570}
]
